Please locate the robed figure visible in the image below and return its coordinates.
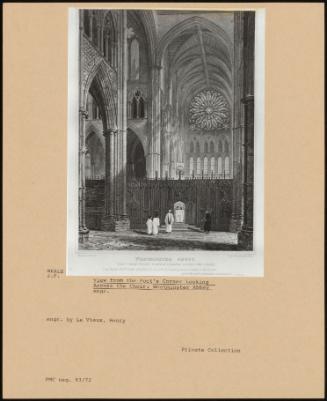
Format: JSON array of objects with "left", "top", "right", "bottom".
[
  {"left": 152, "top": 212, "right": 160, "bottom": 236},
  {"left": 146, "top": 216, "right": 153, "bottom": 235},
  {"left": 165, "top": 210, "right": 175, "bottom": 233}
]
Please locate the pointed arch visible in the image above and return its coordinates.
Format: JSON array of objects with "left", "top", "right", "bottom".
[
  {"left": 127, "top": 128, "right": 146, "bottom": 178},
  {"left": 82, "top": 60, "right": 117, "bottom": 131},
  {"left": 139, "top": 11, "right": 157, "bottom": 65},
  {"left": 157, "top": 16, "right": 233, "bottom": 64},
  {"left": 102, "top": 11, "right": 117, "bottom": 67},
  {"left": 129, "top": 10, "right": 157, "bottom": 66}
]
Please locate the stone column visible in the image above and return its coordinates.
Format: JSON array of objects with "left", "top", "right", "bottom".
[
  {"left": 78, "top": 12, "right": 89, "bottom": 242},
  {"left": 109, "top": 129, "right": 116, "bottom": 216},
  {"left": 101, "top": 128, "right": 116, "bottom": 231},
  {"left": 238, "top": 94, "right": 254, "bottom": 248},
  {"left": 150, "top": 64, "right": 162, "bottom": 178},
  {"left": 230, "top": 11, "right": 244, "bottom": 232},
  {"left": 161, "top": 131, "right": 171, "bottom": 178},
  {"left": 115, "top": 9, "right": 130, "bottom": 231},
  {"left": 170, "top": 144, "right": 176, "bottom": 179},
  {"left": 100, "top": 11, "right": 130, "bottom": 232},
  {"left": 161, "top": 77, "right": 173, "bottom": 177},
  {"left": 238, "top": 12, "right": 255, "bottom": 250},
  {"left": 79, "top": 109, "right": 89, "bottom": 242},
  {"left": 114, "top": 129, "right": 120, "bottom": 216}
]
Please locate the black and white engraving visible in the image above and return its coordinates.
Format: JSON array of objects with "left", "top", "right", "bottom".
[{"left": 67, "top": 8, "right": 264, "bottom": 275}]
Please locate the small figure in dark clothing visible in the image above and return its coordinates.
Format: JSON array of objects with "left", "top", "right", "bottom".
[{"left": 203, "top": 211, "right": 211, "bottom": 234}]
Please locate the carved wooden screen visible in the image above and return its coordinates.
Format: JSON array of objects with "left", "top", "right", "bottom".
[{"left": 85, "top": 178, "right": 233, "bottom": 231}]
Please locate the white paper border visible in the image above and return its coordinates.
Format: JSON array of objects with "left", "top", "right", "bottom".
[{"left": 67, "top": 8, "right": 265, "bottom": 277}]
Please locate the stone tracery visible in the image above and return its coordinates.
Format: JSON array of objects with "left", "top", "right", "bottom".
[{"left": 189, "top": 90, "right": 230, "bottom": 131}]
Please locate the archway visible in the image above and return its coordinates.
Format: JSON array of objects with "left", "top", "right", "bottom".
[
  {"left": 82, "top": 67, "right": 116, "bottom": 233},
  {"left": 86, "top": 132, "right": 105, "bottom": 179},
  {"left": 127, "top": 129, "right": 146, "bottom": 179},
  {"left": 174, "top": 201, "right": 186, "bottom": 223}
]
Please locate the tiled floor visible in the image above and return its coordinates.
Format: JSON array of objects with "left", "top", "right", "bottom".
[{"left": 80, "top": 227, "right": 239, "bottom": 251}]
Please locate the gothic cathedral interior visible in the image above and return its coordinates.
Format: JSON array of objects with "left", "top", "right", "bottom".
[{"left": 79, "top": 10, "right": 255, "bottom": 250}]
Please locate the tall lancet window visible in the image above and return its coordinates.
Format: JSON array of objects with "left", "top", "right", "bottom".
[
  {"left": 224, "top": 156, "right": 230, "bottom": 177},
  {"left": 218, "top": 157, "right": 223, "bottom": 176},
  {"left": 130, "top": 38, "right": 140, "bottom": 81},
  {"left": 210, "top": 157, "right": 215, "bottom": 174},
  {"left": 196, "top": 142, "right": 200, "bottom": 154},
  {"left": 196, "top": 157, "right": 201, "bottom": 175},
  {"left": 203, "top": 157, "right": 208, "bottom": 175},
  {"left": 190, "top": 141, "right": 194, "bottom": 153},
  {"left": 189, "top": 157, "right": 194, "bottom": 176},
  {"left": 103, "top": 12, "right": 116, "bottom": 68},
  {"left": 139, "top": 96, "right": 145, "bottom": 118},
  {"left": 132, "top": 96, "right": 138, "bottom": 119},
  {"left": 103, "top": 31, "right": 111, "bottom": 63},
  {"left": 130, "top": 90, "right": 145, "bottom": 119}
]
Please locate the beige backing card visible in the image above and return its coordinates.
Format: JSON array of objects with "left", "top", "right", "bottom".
[{"left": 3, "top": 2, "right": 324, "bottom": 398}]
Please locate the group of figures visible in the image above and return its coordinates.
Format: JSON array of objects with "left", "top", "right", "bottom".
[
  {"left": 145, "top": 210, "right": 212, "bottom": 235},
  {"left": 145, "top": 210, "right": 175, "bottom": 235}
]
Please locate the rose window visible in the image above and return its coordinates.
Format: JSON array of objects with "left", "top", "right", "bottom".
[{"left": 189, "top": 90, "right": 230, "bottom": 130}]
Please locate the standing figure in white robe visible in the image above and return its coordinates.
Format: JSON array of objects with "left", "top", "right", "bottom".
[
  {"left": 152, "top": 213, "right": 160, "bottom": 236},
  {"left": 165, "top": 210, "right": 175, "bottom": 233},
  {"left": 146, "top": 216, "right": 153, "bottom": 235}
]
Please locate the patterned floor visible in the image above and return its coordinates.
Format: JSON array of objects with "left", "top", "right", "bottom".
[{"left": 80, "top": 227, "right": 239, "bottom": 251}]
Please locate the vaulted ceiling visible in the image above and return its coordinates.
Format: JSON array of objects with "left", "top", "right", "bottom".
[{"left": 162, "top": 20, "right": 233, "bottom": 110}]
